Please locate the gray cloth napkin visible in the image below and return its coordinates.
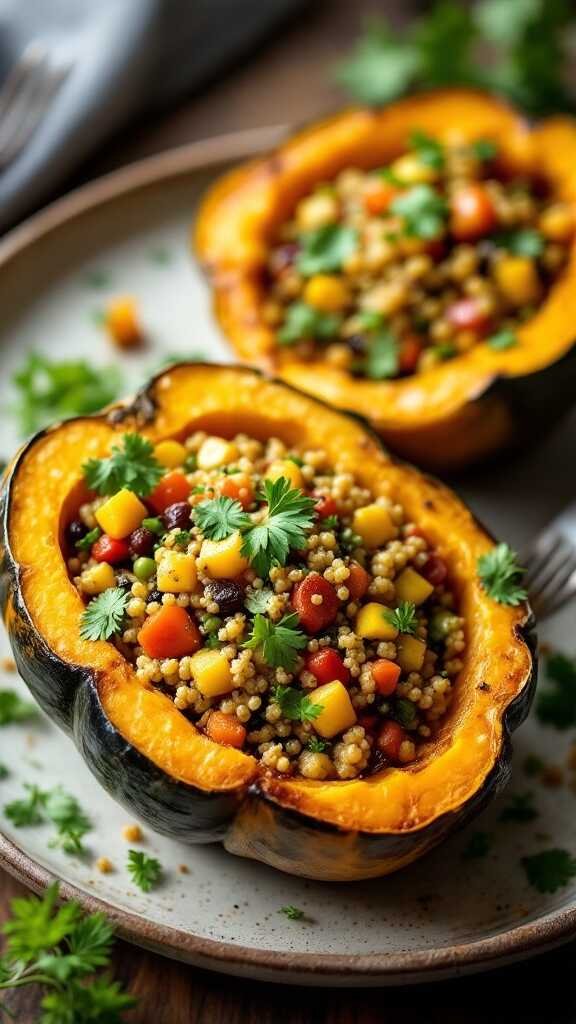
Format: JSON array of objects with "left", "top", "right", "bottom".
[{"left": 0, "top": 0, "right": 301, "bottom": 232}]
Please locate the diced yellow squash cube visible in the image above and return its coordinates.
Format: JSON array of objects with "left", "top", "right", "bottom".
[
  {"left": 265, "top": 459, "right": 304, "bottom": 490},
  {"left": 394, "top": 567, "right": 434, "bottom": 606},
  {"left": 190, "top": 649, "right": 233, "bottom": 697},
  {"left": 157, "top": 551, "right": 197, "bottom": 593},
  {"left": 81, "top": 562, "right": 116, "bottom": 595},
  {"left": 153, "top": 440, "right": 187, "bottom": 469},
  {"left": 397, "top": 635, "right": 427, "bottom": 673},
  {"left": 494, "top": 256, "right": 540, "bottom": 306},
  {"left": 105, "top": 296, "right": 142, "bottom": 349},
  {"left": 311, "top": 681, "right": 357, "bottom": 739},
  {"left": 352, "top": 504, "right": 397, "bottom": 548},
  {"left": 390, "top": 153, "right": 437, "bottom": 185},
  {"left": 355, "top": 602, "right": 398, "bottom": 641},
  {"left": 304, "top": 274, "right": 351, "bottom": 312},
  {"left": 197, "top": 437, "right": 238, "bottom": 470},
  {"left": 198, "top": 531, "right": 249, "bottom": 579},
  {"left": 95, "top": 489, "right": 146, "bottom": 539}
]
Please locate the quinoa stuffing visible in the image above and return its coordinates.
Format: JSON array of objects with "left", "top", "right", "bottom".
[
  {"left": 68, "top": 430, "right": 466, "bottom": 780},
  {"left": 264, "top": 132, "right": 573, "bottom": 377}
]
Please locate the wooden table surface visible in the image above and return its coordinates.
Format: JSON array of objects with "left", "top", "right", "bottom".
[{"left": 1, "top": 0, "right": 576, "bottom": 1019}]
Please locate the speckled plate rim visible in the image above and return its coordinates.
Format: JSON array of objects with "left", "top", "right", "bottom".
[{"left": 1, "top": 127, "right": 576, "bottom": 985}]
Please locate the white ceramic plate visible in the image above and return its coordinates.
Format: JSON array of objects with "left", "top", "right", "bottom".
[{"left": 1, "top": 129, "right": 576, "bottom": 986}]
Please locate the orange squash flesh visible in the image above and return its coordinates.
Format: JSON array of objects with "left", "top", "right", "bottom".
[
  {"left": 1, "top": 364, "right": 535, "bottom": 878},
  {"left": 195, "top": 90, "right": 576, "bottom": 471}
]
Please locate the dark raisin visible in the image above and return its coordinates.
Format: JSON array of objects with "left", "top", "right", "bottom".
[
  {"left": 163, "top": 501, "right": 192, "bottom": 530},
  {"left": 116, "top": 574, "right": 134, "bottom": 591},
  {"left": 148, "top": 589, "right": 163, "bottom": 603},
  {"left": 346, "top": 334, "right": 367, "bottom": 355},
  {"left": 67, "top": 519, "right": 87, "bottom": 545},
  {"left": 204, "top": 580, "right": 245, "bottom": 616},
  {"left": 268, "top": 242, "right": 298, "bottom": 276},
  {"left": 129, "top": 527, "right": 156, "bottom": 557}
]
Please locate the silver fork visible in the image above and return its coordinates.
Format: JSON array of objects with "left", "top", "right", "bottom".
[
  {"left": 0, "top": 42, "right": 70, "bottom": 170},
  {"left": 522, "top": 502, "right": 576, "bottom": 620}
]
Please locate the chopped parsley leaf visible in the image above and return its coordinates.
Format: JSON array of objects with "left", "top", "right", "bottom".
[
  {"left": 243, "top": 614, "right": 307, "bottom": 672},
  {"left": 127, "top": 850, "right": 162, "bottom": 893},
  {"left": 536, "top": 652, "right": 576, "bottom": 729},
  {"left": 297, "top": 223, "right": 358, "bottom": 276},
  {"left": 80, "top": 588, "right": 129, "bottom": 642},
  {"left": 522, "top": 849, "right": 576, "bottom": 893},
  {"left": 477, "top": 543, "right": 527, "bottom": 606},
  {"left": 83, "top": 433, "right": 163, "bottom": 498}
]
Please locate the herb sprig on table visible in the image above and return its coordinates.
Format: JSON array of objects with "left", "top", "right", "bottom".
[
  {"left": 4, "top": 785, "right": 91, "bottom": 855},
  {"left": 0, "top": 689, "right": 38, "bottom": 727},
  {"left": 127, "top": 850, "right": 162, "bottom": 893},
  {"left": 11, "top": 353, "right": 123, "bottom": 436},
  {"left": 336, "top": 1, "right": 576, "bottom": 117},
  {"left": 0, "top": 882, "right": 135, "bottom": 1022},
  {"left": 536, "top": 652, "right": 576, "bottom": 729}
]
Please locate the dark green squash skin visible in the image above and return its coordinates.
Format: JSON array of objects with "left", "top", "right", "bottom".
[{"left": 0, "top": 367, "right": 538, "bottom": 879}]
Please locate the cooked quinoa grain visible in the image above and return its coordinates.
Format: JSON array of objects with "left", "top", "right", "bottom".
[{"left": 70, "top": 428, "right": 466, "bottom": 779}]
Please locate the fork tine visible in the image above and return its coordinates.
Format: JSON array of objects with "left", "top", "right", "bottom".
[
  {"left": 526, "top": 537, "right": 574, "bottom": 595},
  {"left": 522, "top": 532, "right": 564, "bottom": 584},
  {"left": 526, "top": 534, "right": 576, "bottom": 619},
  {"left": 0, "top": 43, "right": 69, "bottom": 168},
  {"left": 532, "top": 568, "right": 576, "bottom": 619}
]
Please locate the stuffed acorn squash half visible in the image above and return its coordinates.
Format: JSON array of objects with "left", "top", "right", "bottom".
[
  {"left": 0, "top": 364, "right": 535, "bottom": 880},
  {"left": 196, "top": 89, "right": 576, "bottom": 471}
]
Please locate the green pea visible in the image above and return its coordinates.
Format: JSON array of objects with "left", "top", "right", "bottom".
[
  {"left": 202, "top": 615, "right": 222, "bottom": 634},
  {"left": 183, "top": 453, "right": 197, "bottom": 472},
  {"left": 142, "top": 517, "right": 164, "bottom": 535},
  {"left": 133, "top": 557, "right": 157, "bottom": 581}
]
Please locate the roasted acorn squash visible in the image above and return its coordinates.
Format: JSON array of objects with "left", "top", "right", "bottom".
[
  {"left": 0, "top": 364, "right": 535, "bottom": 880},
  {"left": 195, "top": 89, "right": 576, "bottom": 471}
]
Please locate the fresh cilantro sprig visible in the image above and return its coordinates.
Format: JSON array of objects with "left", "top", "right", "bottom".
[
  {"left": 499, "top": 791, "right": 538, "bottom": 823},
  {"left": 0, "top": 882, "right": 135, "bottom": 1021},
  {"left": 0, "top": 689, "right": 38, "bottom": 727},
  {"left": 278, "top": 301, "right": 342, "bottom": 346},
  {"left": 243, "top": 614, "right": 307, "bottom": 672},
  {"left": 472, "top": 138, "right": 499, "bottom": 161},
  {"left": 0, "top": 763, "right": 8, "bottom": 779},
  {"left": 75, "top": 526, "right": 102, "bottom": 551},
  {"left": 493, "top": 227, "right": 544, "bottom": 257},
  {"left": 278, "top": 905, "right": 305, "bottom": 920},
  {"left": 241, "top": 477, "right": 316, "bottom": 578},
  {"left": 194, "top": 495, "right": 250, "bottom": 540},
  {"left": 83, "top": 433, "right": 163, "bottom": 497},
  {"left": 487, "top": 329, "right": 517, "bottom": 352},
  {"left": 11, "top": 353, "right": 123, "bottom": 436},
  {"left": 477, "top": 543, "right": 527, "bottom": 606},
  {"left": 4, "top": 785, "right": 91, "bottom": 855},
  {"left": 244, "top": 588, "right": 275, "bottom": 615},
  {"left": 307, "top": 736, "right": 328, "bottom": 753},
  {"left": 536, "top": 652, "right": 576, "bottom": 729},
  {"left": 391, "top": 185, "right": 448, "bottom": 239},
  {"left": 296, "top": 223, "right": 358, "bottom": 276},
  {"left": 271, "top": 684, "right": 323, "bottom": 723},
  {"left": 364, "top": 327, "right": 400, "bottom": 380},
  {"left": 127, "top": 850, "right": 162, "bottom": 893},
  {"left": 335, "top": 2, "right": 576, "bottom": 117},
  {"left": 384, "top": 601, "right": 418, "bottom": 635},
  {"left": 409, "top": 130, "right": 445, "bottom": 170},
  {"left": 522, "top": 849, "right": 576, "bottom": 893},
  {"left": 80, "top": 588, "right": 129, "bottom": 642}
]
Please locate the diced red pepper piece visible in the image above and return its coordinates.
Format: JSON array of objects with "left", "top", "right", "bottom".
[
  {"left": 305, "top": 648, "right": 350, "bottom": 686},
  {"left": 347, "top": 562, "right": 371, "bottom": 601},
  {"left": 363, "top": 180, "right": 397, "bottom": 216},
  {"left": 313, "top": 492, "right": 338, "bottom": 519},
  {"left": 138, "top": 605, "right": 201, "bottom": 659},
  {"left": 91, "top": 535, "right": 131, "bottom": 565},
  {"left": 358, "top": 712, "right": 379, "bottom": 734},
  {"left": 446, "top": 298, "right": 490, "bottom": 334},
  {"left": 376, "top": 720, "right": 406, "bottom": 762},
  {"left": 422, "top": 554, "right": 448, "bottom": 586},
  {"left": 148, "top": 471, "right": 191, "bottom": 514},
  {"left": 219, "top": 473, "right": 254, "bottom": 510},
  {"left": 206, "top": 710, "right": 246, "bottom": 748},
  {"left": 399, "top": 335, "right": 423, "bottom": 374},
  {"left": 372, "top": 659, "right": 401, "bottom": 696},
  {"left": 450, "top": 184, "right": 498, "bottom": 240},
  {"left": 291, "top": 573, "right": 339, "bottom": 633}
]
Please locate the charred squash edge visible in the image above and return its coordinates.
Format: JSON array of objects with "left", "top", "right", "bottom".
[
  {"left": 194, "top": 88, "right": 576, "bottom": 471},
  {"left": 0, "top": 363, "right": 536, "bottom": 880}
]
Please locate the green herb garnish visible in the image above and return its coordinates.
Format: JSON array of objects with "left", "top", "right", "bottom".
[
  {"left": 391, "top": 184, "right": 448, "bottom": 239},
  {"left": 271, "top": 684, "right": 323, "bottom": 722},
  {"left": 536, "top": 652, "right": 576, "bottom": 729},
  {"left": 241, "top": 477, "right": 316, "bottom": 578},
  {"left": 194, "top": 495, "right": 250, "bottom": 541},
  {"left": 409, "top": 129, "right": 445, "bottom": 169},
  {"left": 0, "top": 882, "right": 135, "bottom": 1021},
  {"left": 494, "top": 228, "right": 544, "bottom": 257},
  {"left": 462, "top": 830, "right": 493, "bottom": 860},
  {"left": 365, "top": 327, "right": 400, "bottom": 380},
  {"left": 277, "top": 301, "right": 342, "bottom": 346},
  {"left": 522, "top": 849, "right": 576, "bottom": 893},
  {"left": 244, "top": 588, "right": 275, "bottom": 615},
  {"left": 83, "top": 433, "right": 163, "bottom": 498},
  {"left": 307, "top": 737, "right": 328, "bottom": 753},
  {"left": 127, "top": 850, "right": 162, "bottom": 893},
  {"left": 487, "top": 329, "right": 518, "bottom": 351},
  {"left": 297, "top": 223, "right": 358, "bottom": 276},
  {"left": 278, "top": 905, "right": 305, "bottom": 920},
  {"left": 523, "top": 753, "right": 545, "bottom": 777},
  {"left": 79, "top": 588, "right": 129, "bottom": 642},
  {"left": 477, "top": 543, "right": 527, "bottom": 606},
  {"left": 12, "top": 353, "right": 123, "bottom": 436},
  {"left": 394, "top": 698, "right": 418, "bottom": 729},
  {"left": 243, "top": 614, "right": 307, "bottom": 672},
  {"left": 75, "top": 526, "right": 102, "bottom": 552},
  {"left": 472, "top": 138, "right": 499, "bottom": 161},
  {"left": 0, "top": 763, "right": 8, "bottom": 779},
  {"left": 499, "top": 791, "right": 538, "bottom": 823},
  {"left": 4, "top": 785, "right": 91, "bottom": 854},
  {"left": 384, "top": 602, "right": 418, "bottom": 635},
  {"left": 0, "top": 689, "right": 38, "bottom": 727}
]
